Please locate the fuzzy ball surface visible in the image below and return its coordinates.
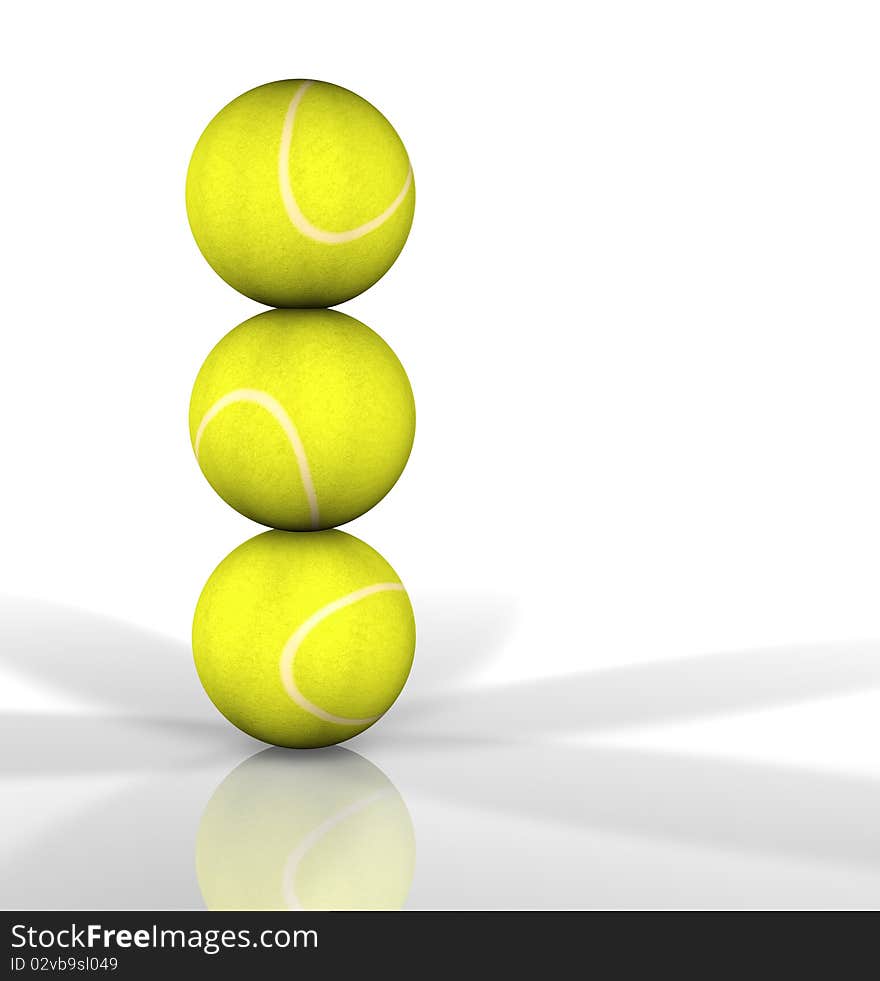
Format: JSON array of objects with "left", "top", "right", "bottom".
[
  {"left": 186, "top": 79, "right": 415, "bottom": 307},
  {"left": 192, "top": 529, "right": 416, "bottom": 749},
  {"left": 189, "top": 307, "right": 415, "bottom": 531}
]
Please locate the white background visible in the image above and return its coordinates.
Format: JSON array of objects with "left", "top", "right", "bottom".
[{"left": 2, "top": 1, "right": 880, "bottom": 909}]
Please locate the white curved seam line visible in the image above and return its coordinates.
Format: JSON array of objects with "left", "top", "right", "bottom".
[
  {"left": 279, "top": 582, "right": 405, "bottom": 725},
  {"left": 194, "top": 388, "right": 319, "bottom": 529},
  {"left": 281, "top": 789, "right": 395, "bottom": 910},
  {"left": 279, "top": 81, "right": 413, "bottom": 245}
]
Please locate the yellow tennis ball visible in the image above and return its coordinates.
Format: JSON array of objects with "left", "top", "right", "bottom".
[
  {"left": 186, "top": 79, "right": 415, "bottom": 307},
  {"left": 197, "top": 747, "right": 416, "bottom": 911},
  {"left": 189, "top": 307, "right": 415, "bottom": 531},
  {"left": 192, "top": 529, "right": 416, "bottom": 749}
]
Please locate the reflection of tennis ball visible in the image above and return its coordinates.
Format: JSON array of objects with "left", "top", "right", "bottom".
[
  {"left": 186, "top": 79, "right": 415, "bottom": 308},
  {"left": 189, "top": 308, "right": 415, "bottom": 531},
  {"left": 192, "top": 529, "right": 416, "bottom": 749},
  {"left": 197, "top": 747, "right": 416, "bottom": 911}
]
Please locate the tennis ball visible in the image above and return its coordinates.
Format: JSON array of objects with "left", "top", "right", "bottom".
[
  {"left": 189, "top": 307, "right": 415, "bottom": 531},
  {"left": 197, "top": 747, "right": 415, "bottom": 910},
  {"left": 186, "top": 79, "right": 415, "bottom": 308},
  {"left": 192, "top": 529, "right": 416, "bottom": 749}
]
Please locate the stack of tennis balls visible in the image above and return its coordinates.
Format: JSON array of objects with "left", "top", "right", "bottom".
[{"left": 186, "top": 80, "right": 417, "bottom": 750}]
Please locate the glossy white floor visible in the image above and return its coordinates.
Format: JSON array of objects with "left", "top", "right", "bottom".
[{"left": 2, "top": 596, "right": 879, "bottom": 911}]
